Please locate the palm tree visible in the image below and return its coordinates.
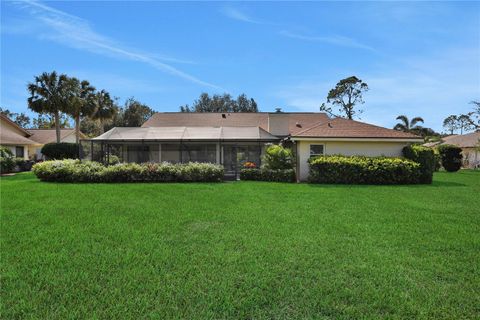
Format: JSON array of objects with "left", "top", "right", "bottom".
[
  {"left": 393, "top": 115, "right": 424, "bottom": 132},
  {"left": 91, "top": 90, "right": 117, "bottom": 134},
  {"left": 64, "top": 78, "right": 96, "bottom": 143},
  {"left": 27, "top": 71, "right": 70, "bottom": 143}
]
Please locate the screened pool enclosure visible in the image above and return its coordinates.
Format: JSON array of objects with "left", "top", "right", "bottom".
[{"left": 80, "top": 126, "right": 279, "bottom": 178}]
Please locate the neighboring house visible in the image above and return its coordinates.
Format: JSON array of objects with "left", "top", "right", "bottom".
[
  {"left": 85, "top": 112, "right": 422, "bottom": 181},
  {"left": 425, "top": 132, "right": 480, "bottom": 168},
  {"left": 28, "top": 129, "right": 87, "bottom": 160},
  {"left": 0, "top": 114, "right": 40, "bottom": 160}
]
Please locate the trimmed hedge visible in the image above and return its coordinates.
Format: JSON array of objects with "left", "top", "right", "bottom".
[
  {"left": 308, "top": 155, "right": 422, "bottom": 184},
  {"left": 438, "top": 144, "right": 463, "bottom": 172},
  {"left": 262, "top": 144, "right": 295, "bottom": 170},
  {"left": 240, "top": 168, "right": 296, "bottom": 182},
  {"left": 41, "top": 143, "right": 79, "bottom": 160},
  {"left": 32, "top": 160, "right": 224, "bottom": 183},
  {"left": 402, "top": 145, "right": 435, "bottom": 183}
]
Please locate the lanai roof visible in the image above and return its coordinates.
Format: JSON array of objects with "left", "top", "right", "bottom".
[{"left": 92, "top": 126, "right": 279, "bottom": 141}]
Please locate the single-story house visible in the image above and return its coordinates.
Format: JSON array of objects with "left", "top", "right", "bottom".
[
  {"left": 424, "top": 132, "right": 480, "bottom": 168},
  {"left": 0, "top": 113, "right": 86, "bottom": 160},
  {"left": 0, "top": 114, "right": 40, "bottom": 159},
  {"left": 27, "top": 129, "right": 87, "bottom": 160},
  {"left": 83, "top": 112, "right": 422, "bottom": 181}
]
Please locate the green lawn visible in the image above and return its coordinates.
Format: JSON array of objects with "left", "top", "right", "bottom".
[{"left": 1, "top": 171, "right": 479, "bottom": 319}]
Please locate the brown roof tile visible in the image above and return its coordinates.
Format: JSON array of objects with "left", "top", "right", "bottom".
[
  {"left": 28, "top": 129, "right": 86, "bottom": 144},
  {"left": 437, "top": 132, "right": 480, "bottom": 148},
  {"left": 292, "top": 117, "right": 422, "bottom": 139},
  {"left": 142, "top": 112, "right": 329, "bottom": 134}
]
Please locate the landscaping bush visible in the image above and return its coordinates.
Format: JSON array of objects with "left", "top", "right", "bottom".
[
  {"left": 0, "top": 146, "right": 13, "bottom": 157},
  {"left": 308, "top": 155, "right": 422, "bottom": 184},
  {"left": 402, "top": 145, "right": 435, "bottom": 183},
  {"left": 41, "top": 143, "right": 79, "bottom": 160},
  {"left": 438, "top": 144, "right": 463, "bottom": 172},
  {"left": 0, "top": 146, "right": 16, "bottom": 173},
  {"left": 262, "top": 144, "right": 295, "bottom": 170},
  {"left": 14, "top": 158, "right": 34, "bottom": 172},
  {"left": 0, "top": 156, "right": 16, "bottom": 173},
  {"left": 240, "top": 168, "right": 296, "bottom": 182},
  {"left": 32, "top": 160, "right": 224, "bottom": 183}
]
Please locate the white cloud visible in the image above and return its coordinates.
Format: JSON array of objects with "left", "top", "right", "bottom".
[
  {"left": 12, "top": 0, "right": 220, "bottom": 89},
  {"left": 279, "top": 30, "right": 376, "bottom": 51},
  {"left": 220, "top": 7, "right": 265, "bottom": 24},
  {"left": 275, "top": 48, "right": 479, "bottom": 131}
]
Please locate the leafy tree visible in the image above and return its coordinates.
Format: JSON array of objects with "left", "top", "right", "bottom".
[
  {"left": 112, "top": 98, "right": 155, "bottom": 127},
  {"left": 320, "top": 76, "right": 369, "bottom": 120},
  {"left": 180, "top": 93, "right": 258, "bottom": 112},
  {"left": 393, "top": 115, "right": 424, "bottom": 132},
  {"left": 32, "top": 114, "right": 70, "bottom": 129},
  {"left": 64, "top": 78, "right": 96, "bottom": 143},
  {"left": 0, "top": 108, "right": 30, "bottom": 127},
  {"left": 27, "top": 71, "right": 70, "bottom": 142},
  {"left": 467, "top": 100, "right": 479, "bottom": 130},
  {"left": 443, "top": 115, "right": 458, "bottom": 135},
  {"left": 457, "top": 114, "right": 473, "bottom": 134}
]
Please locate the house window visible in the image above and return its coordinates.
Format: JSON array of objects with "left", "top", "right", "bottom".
[
  {"left": 15, "top": 146, "right": 24, "bottom": 158},
  {"left": 309, "top": 144, "right": 324, "bottom": 158}
]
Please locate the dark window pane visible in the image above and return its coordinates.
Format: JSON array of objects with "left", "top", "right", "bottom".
[
  {"left": 15, "top": 146, "right": 24, "bottom": 158},
  {"left": 310, "top": 144, "right": 324, "bottom": 156}
]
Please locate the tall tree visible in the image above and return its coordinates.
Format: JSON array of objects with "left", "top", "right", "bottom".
[
  {"left": 179, "top": 93, "right": 258, "bottom": 113},
  {"left": 393, "top": 115, "right": 424, "bottom": 132},
  {"left": 443, "top": 115, "right": 458, "bottom": 135},
  {"left": 320, "top": 76, "right": 369, "bottom": 120},
  {"left": 467, "top": 100, "right": 480, "bottom": 130},
  {"left": 0, "top": 108, "right": 30, "bottom": 127},
  {"left": 457, "top": 114, "right": 473, "bottom": 134},
  {"left": 27, "top": 71, "right": 70, "bottom": 142},
  {"left": 116, "top": 97, "right": 155, "bottom": 127},
  {"left": 64, "top": 78, "right": 96, "bottom": 143},
  {"left": 90, "top": 90, "right": 117, "bottom": 134}
]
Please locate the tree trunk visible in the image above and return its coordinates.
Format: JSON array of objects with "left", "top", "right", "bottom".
[
  {"left": 99, "top": 119, "right": 105, "bottom": 134},
  {"left": 54, "top": 111, "right": 61, "bottom": 143},
  {"left": 75, "top": 114, "right": 80, "bottom": 144}
]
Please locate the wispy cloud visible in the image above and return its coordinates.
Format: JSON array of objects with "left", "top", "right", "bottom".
[
  {"left": 279, "top": 30, "right": 376, "bottom": 51},
  {"left": 221, "top": 7, "right": 265, "bottom": 24},
  {"left": 12, "top": 0, "right": 220, "bottom": 89},
  {"left": 274, "top": 48, "right": 479, "bottom": 131}
]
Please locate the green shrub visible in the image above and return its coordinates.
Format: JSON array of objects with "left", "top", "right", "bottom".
[
  {"left": 402, "top": 145, "right": 435, "bottom": 183},
  {"left": 41, "top": 143, "right": 79, "bottom": 160},
  {"left": 107, "top": 154, "right": 120, "bottom": 165},
  {"left": 240, "top": 168, "right": 296, "bottom": 182},
  {"left": 308, "top": 155, "right": 422, "bottom": 185},
  {"left": 262, "top": 144, "right": 294, "bottom": 170},
  {"left": 0, "top": 146, "right": 13, "bottom": 157},
  {"left": 14, "top": 158, "right": 34, "bottom": 172},
  {"left": 0, "top": 156, "right": 16, "bottom": 173},
  {"left": 437, "top": 144, "right": 463, "bottom": 172},
  {"left": 32, "top": 160, "right": 224, "bottom": 183}
]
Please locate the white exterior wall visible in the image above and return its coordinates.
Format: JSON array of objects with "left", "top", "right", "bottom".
[
  {"left": 296, "top": 140, "right": 412, "bottom": 181},
  {"left": 462, "top": 148, "right": 480, "bottom": 168}
]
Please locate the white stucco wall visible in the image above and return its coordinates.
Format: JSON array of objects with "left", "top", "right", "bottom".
[{"left": 296, "top": 140, "right": 412, "bottom": 181}]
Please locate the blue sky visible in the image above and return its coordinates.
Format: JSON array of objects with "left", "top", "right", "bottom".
[{"left": 1, "top": 0, "right": 479, "bottom": 132}]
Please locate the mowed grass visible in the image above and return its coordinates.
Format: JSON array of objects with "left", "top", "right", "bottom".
[{"left": 1, "top": 171, "right": 479, "bottom": 319}]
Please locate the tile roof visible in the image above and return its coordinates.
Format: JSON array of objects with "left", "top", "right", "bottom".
[
  {"left": 28, "top": 129, "right": 85, "bottom": 144},
  {"left": 0, "top": 129, "right": 39, "bottom": 145},
  {"left": 93, "top": 126, "right": 279, "bottom": 141},
  {"left": 0, "top": 114, "right": 38, "bottom": 145},
  {"left": 292, "top": 117, "right": 422, "bottom": 139},
  {"left": 429, "top": 132, "right": 480, "bottom": 148},
  {"left": 142, "top": 112, "right": 329, "bottom": 135}
]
